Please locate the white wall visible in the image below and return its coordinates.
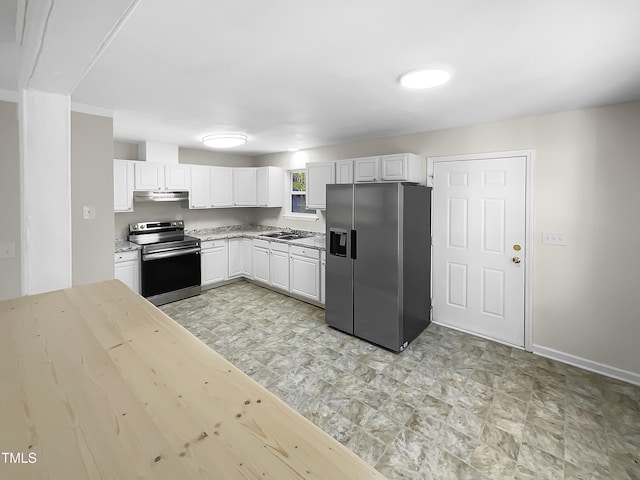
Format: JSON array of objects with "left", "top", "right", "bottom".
[
  {"left": 20, "top": 89, "right": 72, "bottom": 295},
  {"left": 71, "top": 111, "right": 115, "bottom": 285},
  {"left": 254, "top": 101, "right": 640, "bottom": 377}
]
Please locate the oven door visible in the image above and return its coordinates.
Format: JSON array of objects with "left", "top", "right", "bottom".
[{"left": 141, "top": 247, "right": 201, "bottom": 299}]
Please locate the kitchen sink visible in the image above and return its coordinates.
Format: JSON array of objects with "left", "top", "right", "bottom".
[{"left": 258, "top": 231, "right": 315, "bottom": 240}]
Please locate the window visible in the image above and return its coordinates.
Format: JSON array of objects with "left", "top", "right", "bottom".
[{"left": 286, "top": 169, "right": 316, "bottom": 218}]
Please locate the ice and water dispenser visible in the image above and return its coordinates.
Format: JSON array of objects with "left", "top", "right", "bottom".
[
  {"left": 329, "top": 228, "right": 347, "bottom": 257},
  {"left": 329, "top": 228, "right": 356, "bottom": 259}
]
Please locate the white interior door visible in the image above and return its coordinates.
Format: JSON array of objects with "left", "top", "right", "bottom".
[{"left": 432, "top": 156, "right": 527, "bottom": 347}]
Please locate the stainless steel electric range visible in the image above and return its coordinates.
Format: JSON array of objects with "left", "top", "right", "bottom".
[{"left": 129, "top": 220, "right": 201, "bottom": 306}]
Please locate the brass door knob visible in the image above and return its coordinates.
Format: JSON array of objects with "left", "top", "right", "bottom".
[{"left": 513, "top": 256, "right": 521, "bottom": 264}]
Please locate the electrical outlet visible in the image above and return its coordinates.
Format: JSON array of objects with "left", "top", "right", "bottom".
[
  {"left": 542, "top": 232, "right": 567, "bottom": 246},
  {"left": 83, "top": 206, "right": 96, "bottom": 220},
  {"left": 0, "top": 243, "right": 16, "bottom": 259}
]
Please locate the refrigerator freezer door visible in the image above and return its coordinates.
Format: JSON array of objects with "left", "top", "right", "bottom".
[
  {"left": 325, "top": 184, "right": 355, "bottom": 334},
  {"left": 353, "top": 183, "right": 401, "bottom": 351}
]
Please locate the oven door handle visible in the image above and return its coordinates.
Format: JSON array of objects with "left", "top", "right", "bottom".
[{"left": 143, "top": 247, "right": 201, "bottom": 261}]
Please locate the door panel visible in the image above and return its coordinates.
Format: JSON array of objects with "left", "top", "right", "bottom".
[
  {"left": 325, "top": 184, "right": 354, "bottom": 334},
  {"left": 353, "top": 183, "right": 400, "bottom": 350},
  {"left": 433, "top": 157, "right": 526, "bottom": 347}
]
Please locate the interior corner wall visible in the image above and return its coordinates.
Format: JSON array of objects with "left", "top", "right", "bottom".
[
  {"left": 71, "top": 112, "right": 114, "bottom": 285},
  {"left": 0, "top": 100, "right": 21, "bottom": 301},
  {"left": 253, "top": 101, "right": 640, "bottom": 377}
]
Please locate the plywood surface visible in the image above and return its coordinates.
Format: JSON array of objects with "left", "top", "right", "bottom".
[{"left": 0, "top": 280, "right": 386, "bottom": 479}]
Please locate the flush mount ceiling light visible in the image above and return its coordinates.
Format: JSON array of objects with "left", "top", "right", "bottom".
[
  {"left": 399, "top": 68, "right": 451, "bottom": 89},
  {"left": 202, "top": 133, "right": 248, "bottom": 148}
]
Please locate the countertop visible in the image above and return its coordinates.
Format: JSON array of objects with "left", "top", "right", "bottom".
[
  {"left": 115, "top": 239, "right": 142, "bottom": 253},
  {"left": 0, "top": 280, "right": 385, "bottom": 480},
  {"left": 114, "top": 226, "right": 326, "bottom": 253},
  {"left": 188, "top": 226, "right": 326, "bottom": 251}
]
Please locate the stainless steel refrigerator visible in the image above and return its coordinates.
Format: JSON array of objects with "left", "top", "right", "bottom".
[{"left": 325, "top": 182, "right": 431, "bottom": 352}]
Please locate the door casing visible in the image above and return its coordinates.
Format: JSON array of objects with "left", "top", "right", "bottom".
[{"left": 427, "top": 150, "right": 535, "bottom": 352}]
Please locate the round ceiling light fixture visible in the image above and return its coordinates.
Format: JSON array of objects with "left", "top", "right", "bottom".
[
  {"left": 202, "top": 133, "right": 248, "bottom": 148},
  {"left": 399, "top": 68, "right": 451, "bottom": 89}
]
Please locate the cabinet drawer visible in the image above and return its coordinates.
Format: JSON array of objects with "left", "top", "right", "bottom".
[
  {"left": 114, "top": 250, "right": 139, "bottom": 263},
  {"left": 290, "top": 245, "right": 320, "bottom": 259},
  {"left": 253, "top": 238, "right": 270, "bottom": 249},
  {"left": 201, "top": 239, "right": 227, "bottom": 250},
  {"left": 270, "top": 241, "right": 289, "bottom": 253}
]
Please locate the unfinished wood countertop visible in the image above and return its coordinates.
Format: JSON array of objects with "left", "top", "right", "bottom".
[{"left": 0, "top": 280, "right": 386, "bottom": 480}]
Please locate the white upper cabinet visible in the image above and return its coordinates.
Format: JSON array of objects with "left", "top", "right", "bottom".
[
  {"left": 335, "top": 159, "right": 353, "bottom": 184},
  {"left": 306, "top": 161, "right": 335, "bottom": 210},
  {"left": 114, "top": 160, "right": 134, "bottom": 212},
  {"left": 134, "top": 162, "right": 165, "bottom": 190},
  {"left": 343, "top": 153, "right": 424, "bottom": 184},
  {"left": 211, "top": 167, "right": 233, "bottom": 207},
  {"left": 134, "top": 162, "right": 190, "bottom": 191},
  {"left": 257, "top": 166, "right": 284, "bottom": 207},
  {"left": 164, "top": 164, "right": 190, "bottom": 190},
  {"left": 379, "top": 153, "right": 423, "bottom": 183},
  {"left": 189, "top": 165, "right": 212, "bottom": 209},
  {"left": 233, "top": 168, "right": 258, "bottom": 206},
  {"left": 353, "top": 156, "right": 379, "bottom": 182}
]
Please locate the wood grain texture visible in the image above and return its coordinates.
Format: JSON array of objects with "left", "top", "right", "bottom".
[{"left": 0, "top": 280, "right": 387, "bottom": 479}]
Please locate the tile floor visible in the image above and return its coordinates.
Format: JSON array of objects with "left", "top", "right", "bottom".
[{"left": 160, "top": 281, "right": 640, "bottom": 480}]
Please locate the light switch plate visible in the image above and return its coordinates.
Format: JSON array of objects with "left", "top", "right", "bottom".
[
  {"left": 542, "top": 232, "right": 567, "bottom": 246},
  {"left": 83, "top": 206, "right": 96, "bottom": 220},
  {"left": 0, "top": 243, "right": 16, "bottom": 259}
]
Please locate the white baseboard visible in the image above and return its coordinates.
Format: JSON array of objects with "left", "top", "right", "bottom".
[{"left": 533, "top": 344, "right": 640, "bottom": 386}]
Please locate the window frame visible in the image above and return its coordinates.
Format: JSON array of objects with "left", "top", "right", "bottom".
[{"left": 284, "top": 169, "right": 318, "bottom": 220}]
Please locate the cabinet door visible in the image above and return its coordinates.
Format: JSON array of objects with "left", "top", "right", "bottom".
[
  {"left": 257, "top": 166, "right": 284, "bottom": 207},
  {"left": 114, "top": 160, "right": 134, "bottom": 212},
  {"left": 228, "top": 238, "right": 244, "bottom": 278},
  {"left": 335, "top": 160, "right": 354, "bottom": 184},
  {"left": 290, "top": 255, "right": 319, "bottom": 300},
  {"left": 134, "top": 162, "right": 165, "bottom": 190},
  {"left": 201, "top": 242, "right": 228, "bottom": 286},
  {"left": 270, "top": 249, "right": 290, "bottom": 291},
  {"left": 211, "top": 167, "right": 233, "bottom": 207},
  {"left": 354, "top": 157, "right": 379, "bottom": 182},
  {"left": 115, "top": 260, "right": 139, "bottom": 294},
  {"left": 380, "top": 154, "right": 408, "bottom": 181},
  {"left": 189, "top": 166, "right": 212, "bottom": 208},
  {"left": 321, "top": 251, "right": 326, "bottom": 304},
  {"left": 233, "top": 168, "right": 258, "bottom": 206},
  {"left": 306, "top": 162, "right": 335, "bottom": 210},
  {"left": 165, "top": 164, "right": 190, "bottom": 190},
  {"left": 253, "top": 246, "right": 270, "bottom": 283},
  {"left": 243, "top": 238, "right": 254, "bottom": 277}
]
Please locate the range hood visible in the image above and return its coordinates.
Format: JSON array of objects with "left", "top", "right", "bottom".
[
  {"left": 134, "top": 191, "right": 188, "bottom": 202},
  {"left": 133, "top": 142, "right": 188, "bottom": 202}
]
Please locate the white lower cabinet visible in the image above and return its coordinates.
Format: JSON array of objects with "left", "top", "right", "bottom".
[
  {"left": 253, "top": 239, "right": 270, "bottom": 284},
  {"left": 242, "top": 238, "right": 254, "bottom": 278},
  {"left": 201, "top": 239, "right": 228, "bottom": 286},
  {"left": 188, "top": 235, "right": 324, "bottom": 304},
  {"left": 270, "top": 242, "right": 290, "bottom": 291},
  {"left": 321, "top": 251, "right": 326, "bottom": 304},
  {"left": 290, "top": 246, "right": 320, "bottom": 301},
  {"left": 114, "top": 250, "right": 140, "bottom": 294},
  {"left": 228, "top": 237, "right": 244, "bottom": 278}
]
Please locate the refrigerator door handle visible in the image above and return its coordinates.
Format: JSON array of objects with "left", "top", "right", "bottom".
[{"left": 350, "top": 230, "right": 357, "bottom": 259}]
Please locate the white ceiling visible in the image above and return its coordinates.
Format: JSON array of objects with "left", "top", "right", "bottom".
[{"left": 5, "top": 1, "right": 640, "bottom": 155}]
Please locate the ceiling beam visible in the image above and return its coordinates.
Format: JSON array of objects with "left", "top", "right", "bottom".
[{"left": 19, "top": 0, "right": 141, "bottom": 94}]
